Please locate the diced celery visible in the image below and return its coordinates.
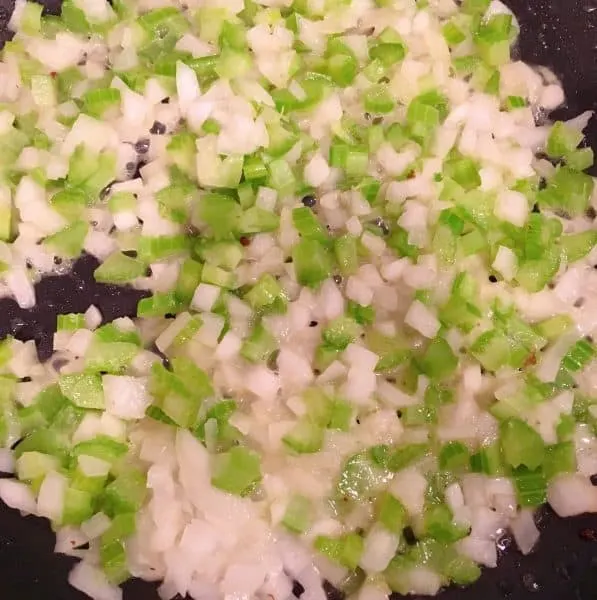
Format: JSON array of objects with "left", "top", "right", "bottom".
[
  {"left": 292, "top": 239, "right": 334, "bottom": 288},
  {"left": 43, "top": 221, "right": 88, "bottom": 258},
  {"left": 314, "top": 533, "right": 363, "bottom": 570},
  {"left": 211, "top": 446, "right": 261, "bottom": 496},
  {"left": 94, "top": 252, "right": 147, "bottom": 284},
  {"left": 283, "top": 420, "right": 325, "bottom": 454},
  {"left": 59, "top": 373, "right": 104, "bottom": 410},
  {"left": 500, "top": 418, "right": 545, "bottom": 470},
  {"left": 282, "top": 494, "right": 313, "bottom": 534},
  {"left": 103, "top": 468, "right": 147, "bottom": 516}
]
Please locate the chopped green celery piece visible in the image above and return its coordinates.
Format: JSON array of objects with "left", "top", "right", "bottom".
[
  {"left": 328, "top": 398, "right": 353, "bottom": 431},
  {"left": 562, "top": 338, "right": 595, "bottom": 372},
  {"left": 337, "top": 452, "right": 390, "bottom": 502},
  {"left": 347, "top": 300, "right": 375, "bottom": 326},
  {"left": 440, "top": 296, "right": 481, "bottom": 333},
  {"left": 424, "top": 503, "right": 468, "bottom": 543},
  {"left": 363, "top": 330, "right": 410, "bottom": 373},
  {"left": 31, "top": 384, "right": 70, "bottom": 425},
  {"left": 444, "top": 555, "right": 482, "bottom": 586},
  {"left": 443, "top": 157, "right": 481, "bottom": 190},
  {"left": 57, "top": 313, "right": 85, "bottom": 331},
  {"left": 201, "top": 264, "right": 235, "bottom": 289},
  {"left": 216, "top": 47, "right": 253, "bottom": 79},
  {"left": 82, "top": 87, "right": 121, "bottom": 118},
  {"left": 21, "top": 1, "right": 43, "bottom": 34},
  {"left": 327, "top": 53, "right": 358, "bottom": 87},
  {"left": 470, "top": 442, "right": 504, "bottom": 475},
  {"left": 100, "top": 538, "right": 129, "bottom": 584},
  {"left": 102, "top": 513, "right": 136, "bottom": 547},
  {"left": 175, "top": 258, "right": 203, "bottom": 304},
  {"left": 376, "top": 492, "right": 407, "bottom": 533},
  {"left": 266, "top": 122, "right": 299, "bottom": 157},
  {"left": 0, "top": 195, "right": 12, "bottom": 241},
  {"left": 94, "top": 252, "right": 147, "bottom": 284},
  {"left": 14, "top": 430, "right": 69, "bottom": 463},
  {"left": 62, "top": 487, "right": 95, "bottom": 525},
  {"left": 238, "top": 206, "right": 280, "bottom": 234},
  {"left": 439, "top": 441, "right": 470, "bottom": 472},
  {"left": 95, "top": 323, "right": 141, "bottom": 346},
  {"left": 171, "top": 357, "right": 214, "bottom": 400},
  {"left": 73, "top": 436, "right": 128, "bottom": 463},
  {"left": 363, "top": 85, "right": 395, "bottom": 114},
  {"left": 240, "top": 322, "right": 277, "bottom": 363},
  {"left": 512, "top": 466, "right": 546, "bottom": 507},
  {"left": 283, "top": 420, "right": 325, "bottom": 454},
  {"left": 193, "top": 399, "right": 241, "bottom": 452},
  {"left": 137, "top": 292, "right": 183, "bottom": 317},
  {"left": 537, "top": 167, "right": 594, "bottom": 216},
  {"left": 30, "top": 75, "right": 56, "bottom": 107},
  {"left": 387, "top": 227, "right": 419, "bottom": 259},
  {"left": 544, "top": 441, "right": 576, "bottom": 480},
  {"left": 282, "top": 494, "right": 313, "bottom": 534},
  {"left": 473, "top": 14, "right": 514, "bottom": 66},
  {"left": 363, "top": 58, "right": 387, "bottom": 83},
  {"left": 195, "top": 240, "right": 243, "bottom": 270},
  {"left": 314, "top": 343, "right": 341, "bottom": 371},
  {"left": 561, "top": 231, "right": 597, "bottom": 263},
  {"left": 322, "top": 317, "right": 361, "bottom": 350},
  {"left": 566, "top": 147, "right": 594, "bottom": 171},
  {"left": 334, "top": 235, "right": 359, "bottom": 276},
  {"left": 292, "top": 239, "right": 334, "bottom": 288},
  {"left": 138, "top": 6, "right": 188, "bottom": 37},
  {"left": 103, "top": 468, "right": 147, "bottom": 516},
  {"left": 211, "top": 446, "right": 261, "bottom": 496},
  {"left": 68, "top": 146, "right": 116, "bottom": 203},
  {"left": 84, "top": 341, "right": 138, "bottom": 374},
  {"left": 137, "top": 235, "right": 190, "bottom": 262},
  {"left": 416, "top": 337, "right": 458, "bottom": 380},
  {"left": 195, "top": 192, "right": 241, "bottom": 239},
  {"left": 373, "top": 443, "right": 429, "bottom": 472},
  {"left": 243, "top": 155, "right": 267, "bottom": 182},
  {"left": 442, "top": 20, "right": 466, "bottom": 46},
  {"left": 43, "top": 221, "right": 88, "bottom": 258},
  {"left": 535, "top": 315, "right": 573, "bottom": 341},
  {"left": 267, "top": 159, "right": 296, "bottom": 194},
  {"left": 314, "top": 533, "right": 363, "bottom": 570},
  {"left": 516, "top": 245, "right": 561, "bottom": 292},
  {"left": 556, "top": 413, "right": 576, "bottom": 441},
  {"left": 500, "top": 418, "right": 545, "bottom": 470},
  {"left": 245, "top": 274, "right": 287, "bottom": 313},
  {"left": 195, "top": 8, "right": 227, "bottom": 42},
  {"left": 167, "top": 132, "right": 197, "bottom": 178},
  {"left": 16, "top": 451, "right": 60, "bottom": 481},
  {"left": 50, "top": 188, "right": 88, "bottom": 221},
  {"left": 369, "top": 38, "right": 406, "bottom": 66},
  {"left": 470, "top": 328, "right": 527, "bottom": 371},
  {"left": 461, "top": 0, "right": 490, "bottom": 14},
  {"left": 547, "top": 121, "right": 583, "bottom": 159},
  {"left": 58, "top": 373, "right": 104, "bottom": 410},
  {"left": 506, "top": 96, "right": 527, "bottom": 111},
  {"left": 292, "top": 207, "right": 328, "bottom": 243}
]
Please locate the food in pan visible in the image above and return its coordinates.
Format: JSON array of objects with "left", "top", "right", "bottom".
[{"left": 0, "top": 0, "right": 596, "bottom": 599}]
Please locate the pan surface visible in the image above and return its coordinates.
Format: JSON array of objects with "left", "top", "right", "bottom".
[{"left": 0, "top": 0, "right": 596, "bottom": 599}]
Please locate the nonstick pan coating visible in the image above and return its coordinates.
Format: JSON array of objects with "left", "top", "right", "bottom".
[{"left": 0, "top": 1, "right": 597, "bottom": 599}]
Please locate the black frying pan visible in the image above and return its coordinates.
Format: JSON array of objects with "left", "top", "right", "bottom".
[{"left": 1, "top": 1, "right": 597, "bottom": 599}]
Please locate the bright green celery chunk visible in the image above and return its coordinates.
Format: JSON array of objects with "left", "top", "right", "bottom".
[
  {"left": 62, "top": 487, "right": 95, "bottom": 525},
  {"left": 416, "top": 337, "right": 458, "bottom": 380},
  {"left": 238, "top": 206, "right": 280, "bottom": 234},
  {"left": 314, "top": 533, "right": 363, "bottom": 570},
  {"left": 175, "top": 258, "right": 203, "bottom": 303},
  {"left": 194, "top": 192, "right": 241, "bottom": 239},
  {"left": 470, "top": 328, "right": 525, "bottom": 371},
  {"left": 337, "top": 452, "right": 389, "bottom": 502},
  {"left": 328, "top": 398, "right": 353, "bottom": 431},
  {"left": 201, "top": 264, "right": 235, "bottom": 289},
  {"left": 282, "top": 494, "right": 313, "bottom": 534},
  {"left": 376, "top": 492, "right": 407, "bottom": 533},
  {"left": 292, "top": 207, "right": 328, "bottom": 243},
  {"left": 73, "top": 436, "right": 128, "bottom": 463},
  {"left": 211, "top": 446, "right": 261, "bottom": 496},
  {"left": 439, "top": 441, "right": 470, "bottom": 472},
  {"left": 444, "top": 555, "right": 482, "bottom": 586},
  {"left": 95, "top": 323, "right": 141, "bottom": 346},
  {"left": 363, "top": 85, "right": 395, "bottom": 114},
  {"left": 67, "top": 145, "right": 116, "bottom": 203},
  {"left": 544, "top": 441, "right": 576, "bottom": 480},
  {"left": 470, "top": 442, "right": 504, "bottom": 475},
  {"left": 283, "top": 420, "right": 325, "bottom": 454},
  {"left": 137, "top": 235, "right": 190, "bottom": 262},
  {"left": 16, "top": 451, "right": 60, "bottom": 481},
  {"left": 473, "top": 14, "right": 515, "bottom": 66},
  {"left": 535, "top": 315, "right": 573, "bottom": 341},
  {"left": 171, "top": 357, "right": 214, "bottom": 399},
  {"left": 50, "top": 188, "right": 88, "bottom": 221},
  {"left": 537, "top": 167, "right": 594, "bottom": 216},
  {"left": 99, "top": 513, "right": 136, "bottom": 583},
  {"left": 334, "top": 235, "right": 359, "bottom": 276},
  {"left": 13, "top": 429, "right": 70, "bottom": 463},
  {"left": 407, "top": 90, "right": 449, "bottom": 142},
  {"left": 82, "top": 87, "right": 121, "bottom": 118},
  {"left": 512, "top": 466, "right": 546, "bottom": 507},
  {"left": 322, "top": 317, "right": 361, "bottom": 350},
  {"left": 292, "top": 239, "right": 334, "bottom": 288},
  {"left": 167, "top": 132, "right": 197, "bottom": 178},
  {"left": 193, "top": 399, "right": 241, "bottom": 452},
  {"left": 562, "top": 338, "right": 595, "bottom": 372},
  {"left": 266, "top": 121, "right": 299, "bottom": 157},
  {"left": 423, "top": 503, "right": 469, "bottom": 543},
  {"left": 347, "top": 300, "right": 375, "bottom": 325},
  {"left": 442, "top": 20, "right": 466, "bottom": 46},
  {"left": 379, "top": 443, "right": 430, "bottom": 472},
  {"left": 43, "top": 221, "right": 88, "bottom": 258},
  {"left": 566, "top": 147, "right": 594, "bottom": 171},
  {"left": 240, "top": 322, "right": 277, "bottom": 363},
  {"left": 500, "top": 418, "right": 545, "bottom": 470},
  {"left": 364, "top": 330, "right": 410, "bottom": 372},
  {"left": 547, "top": 121, "right": 583, "bottom": 159},
  {"left": 57, "top": 313, "right": 85, "bottom": 331},
  {"left": 59, "top": 373, "right": 104, "bottom": 409},
  {"left": 84, "top": 341, "right": 138, "bottom": 374},
  {"left": 245, "top": 274, "right": 287, "bottom": 313},
  {"left": 267, "top": 159, "right": 296, "bottom": 194},
  {"left": 137, "top": 292, "right": 183, "bottom": 317},
  {"left": 94, "top": 252, "right": 147, "bottom": 284},
  {"left": 443, "top": 157, "right": 481, "bottom": 190},
  {"left": 103, "top": 467, "right": 147, "bottom": 516},
  {"left": 561, "top": 230, "right": 597, "bottom": 263}
]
